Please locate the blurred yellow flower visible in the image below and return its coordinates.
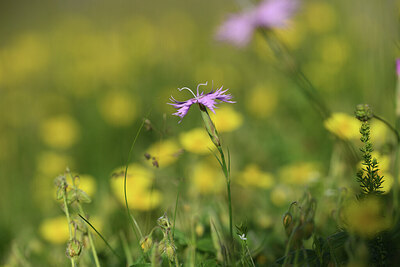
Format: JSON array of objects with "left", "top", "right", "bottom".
[
  {"left": 381, "top": 173, "right": 394, "bottom": 194},
  {"left": 319, "top": 36, "right": 349, "bottom": 66},
  {"left": 179, "top": 128, "right": 214, "bottom": 155},
  {"left": 324, "top": 113, "right": 361, "bottom": 140},
  {"left": 99, "top": 91, "right": 138, "bottom": 127},
  {"left": 305, "top": 2, "right": 337, "bottom": 33},
  {"left": 274, "top": 20, "right": 305, "bottom": 49},
  {"left": 370, "top": 119, "right": 388, "bottom": 147},
  {"left": 39, "top": 216, "right": 69, "bottom": 244},
  {"left": 270, "top": 186, "right": 289, "bottom": 207},
  {"left": 68, "top": 174, "right": 97, "bottom": 197},
  {"left": 279, "top": 162, "right": 320, "bottom": 185},
  {"left": 40, "top": 115, "right": 80, "bottom": 149},
  {"left": 190, "top": 161, "right": 225, "bottom": 195},
  {"left": 210, "top": 106, "right": 243, "bottom": 132},
  {"left": 146, "top": 139, "right": 181, "bottom": 167},
  {"left": 111, "top": 164, "right": 161, "bottom": 210},
  {"left": 342, "top": 196, "right": 391, "bottom": 238},
  {"left": 246, "top": 85, "right": 278, "bottom": 118},
  {"left": 238, "top": 164, "right": 274, "bottom": 189},
  {"left": 256, "top": 213, "right": 273, "bottom": 229},
  {"left": 0, "top": 33, "right": 48, "bottom": 86},
  {"left": 37, "top": 151, "right": 72, "bottom": 177}
]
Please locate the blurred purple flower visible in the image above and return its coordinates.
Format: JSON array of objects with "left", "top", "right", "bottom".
[
  {"left": 396, "top": 59, "right": 400, "bottom": 76},
  {"left": 168, "top": 82, "right": 235, "bottom": 122},
  {"left": 216, "top": 0, "right": 299, "bottom": 47}
]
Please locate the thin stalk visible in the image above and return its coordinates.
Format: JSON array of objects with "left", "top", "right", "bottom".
[
  {"left": 78, "top": 214, "right": 123, "bottom": 261},
  {"left": 77, "top": 204, "right": 100, "bottom": 267},
  {"left": 124, "top": 117, "right": 148, "bottom": 254},
  {"left": 62, "top": 188, "right": 76, "bottom": 267},
  {"left": 373, "top": 114, "right": 400, "bottom": 143},
  {"left": 245, "top": 245, "right": 256, "bottom": 267},
  {"left": 282, "top": 222, "right": 300, "bottom": 267},
  {"left": 172, "top": 177, "right": 182, "bottom": 238},
  {"left": 218, "top": 146, "right": 233, "bottom": 240},
  {"left": 120, "top": 231, "right": 133, "bottom": 266}
]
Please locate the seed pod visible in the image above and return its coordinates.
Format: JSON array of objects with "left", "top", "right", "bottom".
[{"left": 66, "top": 239, "right": 82, "bottom": 258}]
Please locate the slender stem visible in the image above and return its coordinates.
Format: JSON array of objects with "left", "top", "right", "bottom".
[
  {"left": 62, "top": 187, "right": 76, "bottom": 267},
  {"left": 172, "top": 177, "right": 182, "bottom": 238},
  {"left": 373, "top": 114, "right": 400, "bottom": 142},
  {"left": 124, "top": 117, "right": 148, "bottom": 254},
  {"left": 120, "top": 231, "right": 133, "bottom": 266},
  {"left": 78, "top": 215, "right": 123, "bottom": 261},
  {"left": 245, "top": 245, "right": 256, "bottom": 267},
  {"left": 77, "top": 204, "right": 100, "bottom": 267},
  {"left": 218, "top": 146, "right": 233, "bottom": 240},
  {"left": 282, "top": 222, "right": 300, "bottom": 266}
]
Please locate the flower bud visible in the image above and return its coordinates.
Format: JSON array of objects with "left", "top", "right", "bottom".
[
  {"left": 66, "top": 239, "right": 82, "bottom": 258},
  {"left": 199, "top": 104, "right": 221, "bottom": 147},
  {"left": 355, "top": 104, "right": 372, "bottom": 122},
  {"left": 140, "top": 236, "right": 153, "bottom": 253}
]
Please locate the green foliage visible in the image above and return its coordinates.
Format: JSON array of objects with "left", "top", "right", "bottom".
[{"left": 356, "top": 112, "right": 384, "bottom": 195}]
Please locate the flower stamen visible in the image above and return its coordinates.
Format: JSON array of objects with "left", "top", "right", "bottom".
[
  {"left": 178, "top": 87, "right": 198, "bottom": 99},
  {"left": 196, "top": 82, "right": 208, "bottom": 95}
]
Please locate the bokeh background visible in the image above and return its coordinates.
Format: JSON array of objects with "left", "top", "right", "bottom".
[{"left": 1, "top": 0, "right": 399, "bottom": 265}]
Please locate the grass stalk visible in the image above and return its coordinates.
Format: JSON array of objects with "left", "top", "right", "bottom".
[
  {"left": 62, "top": 187, "right": 76, "bottom": 267},
  {"left": 77, "top": 204, "right": 100, "bottom": 267}
]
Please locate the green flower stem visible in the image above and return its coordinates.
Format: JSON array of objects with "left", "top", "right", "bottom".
[
  {"left": 62, "top": 187, "right": 76, "bottom": 267},
  {"left": 218, "top": 146, "right": 233, "bottom": 240},
  {"left": 120, "top": 231, "right": 133, "bottom": 266},
  {"left": 261, "top": 31, "right": 330, "bottom": 120},
  {"left": 77, "top": 204, "right": 100, "bottom": 267},
  {"left": 199, "top": 104, "right": 233, "bottom": 240}
]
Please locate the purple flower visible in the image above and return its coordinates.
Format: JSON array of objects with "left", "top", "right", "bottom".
[
  {"left": 216, "top": 0, "right": 299, "bottom": 47},
  {"left": 168, "top": 82, "right": 235, "bottom": 122},
  {"left": 396, "top": 59, "right": 400, "bottom": 76}
]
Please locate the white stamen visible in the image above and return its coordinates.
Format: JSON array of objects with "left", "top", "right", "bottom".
[
  {"left": 178, "top": 87, "right": 198, "bottom": 99},
  {"left": 196, "top": 82, "right": 208, "bottom": 95}
]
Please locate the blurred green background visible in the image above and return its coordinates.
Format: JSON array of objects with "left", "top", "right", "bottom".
[{"left": 0, "top": 0, "right": 399, "bottom": 265}]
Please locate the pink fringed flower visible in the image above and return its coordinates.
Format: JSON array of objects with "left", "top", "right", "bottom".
[
  {"left": 216, "top": 0, "right": 299, "bottom": 47},
  {"left": 168, "top": 82, "right": 235, "bottom": 122}
]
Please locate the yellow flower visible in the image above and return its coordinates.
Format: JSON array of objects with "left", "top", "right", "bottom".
[
  {"left": 279, "top": 162, "right": 320, "bottom": 185},
  {"left": 370, "top": 119, "right": 388, "bottom": 147},
  {"left": 342, "top": 196, "right": 391, "bottom": 238},
  {"left": 274, "top": 20, "right": 305, "bottom": 49},
  {"left": 36, "top": 151, "right": 72, "bottom": 177},
  {"left": 179, "top": 128, "right": 214, "bottom": 155},
  {"left": 0, "top": 33, "right": 48, "bottom": 86},
  {"left": 381, "top": 173, "right": 394, "bottom": 194},
  {"left": 305, "top": 2, "right": 337, "bottom": 33},
  {"left": 246, "top": 85, "right": 278, "bottom": 118},
  {"left": 40, "top": 115, "right": 80, "bottom": 149},
  {"left": 210, "top": 106, "right": 243, "bottom": 132},
  {"left": 324, "top": 112, "right": 361, "bottom": 140},
  {"left": 111, "top": 164, "right": 161, "bottom": 211},
  {"left": 99, "top": 91, "right": 138, "bottom": 127},
  {"left": 190, "top": 161, "right": 224, "bottom": 195},
  {"left": 319, "top": 36, "right": 349, "bottom": 67},
  {"left": 39, "top": 216, "right": 69, "bottom": 244},
  {"left": 238, "top": 164, "right": 274, "bottom": 189},
  {"left": 270, "top": 186, "right": 290, "bottom": 207},
  {"left": 69, "top": 174, "right": 97, "bottom": 197},
  {"left": 146, "top": 139, "right": 181, "bottom": 167}
]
